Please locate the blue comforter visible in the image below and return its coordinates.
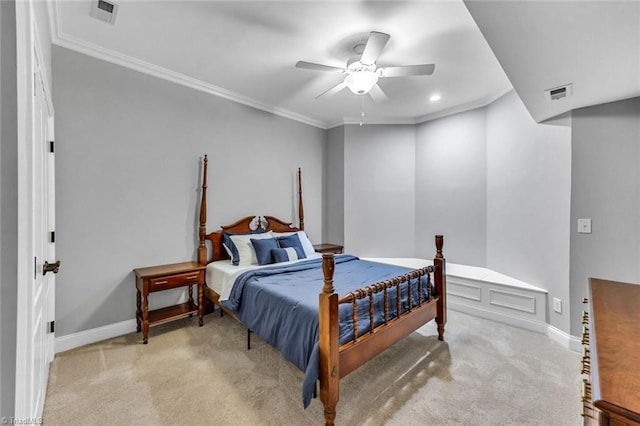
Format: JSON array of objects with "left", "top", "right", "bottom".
[{"left": 220, "top": 255, "right": 432, "bottom": 407}]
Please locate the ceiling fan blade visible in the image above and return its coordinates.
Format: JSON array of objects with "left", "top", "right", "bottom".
[
  {"left": 379, "top": 64, "right": 435, "bottom": 77},
  {"left": 368, "top": 84, "right": 388, "bottom": 102},
  {"left": 360, "top": 31, "right": 391, "bottom": 66},
  {"left": 315, "top": 82, "right": 347, "bottom": 99},
  {"left": 296, "top": 61, "right": 345, "bottom": 73}
]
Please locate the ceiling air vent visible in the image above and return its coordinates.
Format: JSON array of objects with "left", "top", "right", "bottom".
[
  {"left": 91, "top": 0, "right": 119, "bottom": 25},
  {"left": 545, "top": 83, "right": 573, "bottom": 101}
]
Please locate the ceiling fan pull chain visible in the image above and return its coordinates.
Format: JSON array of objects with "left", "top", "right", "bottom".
[{"left": 360, "top": 96, "right": 365, "bottom": 126}]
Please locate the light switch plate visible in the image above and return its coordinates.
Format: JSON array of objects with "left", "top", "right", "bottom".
[{"left": 577, "top": 218, "right": 592, "bottom": 234}]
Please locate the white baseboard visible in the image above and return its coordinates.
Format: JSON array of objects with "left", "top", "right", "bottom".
[
  {"left": 54, "top": 311, "right": 582, "bottom": 355},
  {"left": 55, "top": 319, "right": 137, "bottom": 354},
  {"left": 449, "top": 300, "right": 549, "bottom": 334},
  {"left": 547, "top": 325, "right": 582, "bottom": 352},
  {"left": 450, "top": 301, "right": 581, "bottom": 352}
]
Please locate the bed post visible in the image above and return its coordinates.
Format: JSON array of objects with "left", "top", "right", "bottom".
[
  {"left": 298, "top": 167, "right": 304, "bottom": 231},
  {"left": 197, "top": 155, "right": 208, "bottom": 265},
  {"left": 434, "top": 235, "right": 447, "bottom": 341},
  {"left": 319, "top": 253, "right": 339, "bottom": 426}
]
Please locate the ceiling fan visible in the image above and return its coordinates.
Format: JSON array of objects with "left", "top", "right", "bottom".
[{"left": 295, "top": 31, "right": 435, "bottom": 102}]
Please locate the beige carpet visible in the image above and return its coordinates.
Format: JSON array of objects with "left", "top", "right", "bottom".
[{"left": 43, "top": 310, "right": 581, "bottom": 425}]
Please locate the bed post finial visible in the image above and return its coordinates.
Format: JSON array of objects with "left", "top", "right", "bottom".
[
  {"left": 435, "top": 234, "right": 444, "bottom": 259},
  {"left": 298, "top": 167, "right": 305, "bottom": 231},
  {"left": 433, "top": 234, "right": 446, "bottom": 341},
  {"left": 198, "top": 155, "right": 208, "bottom": 265},
  {"left": 321, "top": 254, "right": 335, "bottom": 294}
]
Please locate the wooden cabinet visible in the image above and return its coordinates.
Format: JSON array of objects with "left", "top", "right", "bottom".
[
  {"left": 134, "top": 261, "right": 206, "bottom": 344},
  {"left": 313, "top": 243, "right": 344, "bottom": 254},
  {"left": 582, "top": 278, "right": 640, "bottom": 425}
]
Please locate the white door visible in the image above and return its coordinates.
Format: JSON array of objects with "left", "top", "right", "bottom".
[
  {"left": 15, "top": 11, "right": 56, "bottom": 418},
  {"left": 31, "top": 60, "right": 56, "bottom": 418}
]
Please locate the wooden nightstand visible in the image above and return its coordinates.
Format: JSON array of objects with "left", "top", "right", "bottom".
[
  {"left": 313, "top": 243, "right": 344, "bottom": 254},
  {"left": 133, "top": 261, "right": 206, "bottom": 344}
]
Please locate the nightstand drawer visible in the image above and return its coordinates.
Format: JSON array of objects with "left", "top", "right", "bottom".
[{"left": 149, "top": 270, "right": 203, "bottom": 292}]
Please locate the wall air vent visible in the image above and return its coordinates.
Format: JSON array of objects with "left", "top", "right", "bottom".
[
  {"left": 545, "top": 83, "right": 573, "bottom": 101},
  {"left": 91, "top": 0, "right": 119, "bottom": 25}
]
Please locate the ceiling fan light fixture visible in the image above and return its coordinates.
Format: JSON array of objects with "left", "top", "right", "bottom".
[{"left": 344, "top": 71, "right": 378, "bottom": 95}]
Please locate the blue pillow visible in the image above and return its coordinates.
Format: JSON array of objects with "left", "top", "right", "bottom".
[
  {"left": 250, "top": 237, "right": 279, "bottom": 265},
  {"left": 272, "top": 247, "right": 305, "bottom": 263},
  {"left": 276, "top": 234, "right": 306, "bottom": 259},
  {"left": 223, "top": 230, "right": 264, "bottom": 265}
]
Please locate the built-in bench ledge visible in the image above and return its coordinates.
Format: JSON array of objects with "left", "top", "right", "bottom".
[{"left": 363, "top": 258, "right": 548, "bottom": 335}]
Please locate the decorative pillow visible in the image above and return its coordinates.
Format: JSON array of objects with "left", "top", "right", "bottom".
[
  {"left": 272, "top": 231, "right": 315, "bottom": 257},
  {"left": 250, "top": 237, "right": 279, "bottom": 265},
  {"left": 222, "top": 242, "right": 234, "bottom": 260},
  {"left": 223, "top": 231, "right": 266, "bottom": 263},
  {"left": 276, "top": 234, "right": 307, "bottom": 259},
  {"left": 222, "top": 233, "right": 240, "bottom": 264},
  {"left": 272, "top": 247, "right": 305, "bottom": 263},
  {"left": 227, "top": 231, "right": 272, "bottom": 266}
]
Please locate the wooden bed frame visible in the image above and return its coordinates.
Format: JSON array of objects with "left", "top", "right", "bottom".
[{"left": 196, "top": 155, "right": 447, "bottom": 425}]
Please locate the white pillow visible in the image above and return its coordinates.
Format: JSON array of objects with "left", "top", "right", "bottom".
[
  {"left": 229, "top": 231, "right": 273, "bottom": 266},
  {"left": 272, "top": 230, "right": 315, "bottom": 257}
]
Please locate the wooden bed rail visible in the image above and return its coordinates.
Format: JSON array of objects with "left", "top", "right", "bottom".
[
  {"left": 337, "top": 266, "right": 433, "bottom": 344},
  {"left": 319, "top": 235, "right": 446, "bottom": 426}
]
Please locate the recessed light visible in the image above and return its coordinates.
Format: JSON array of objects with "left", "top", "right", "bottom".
[{"left": 429, "top": 94, "right": 441, "bottom": 102}]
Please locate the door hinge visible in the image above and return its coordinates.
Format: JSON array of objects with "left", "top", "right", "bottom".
[
  {"left": 48, "top": 321, "right": 55, "bottom": 333},
  {"left": 34, "top": 256, "right": 37, "bottom": 279},
  {"left": 49, "top": 141, "right": 55, "bottom": 153},
  {"left": 50, "top": 231, "right": 55, "bottom": 243}
]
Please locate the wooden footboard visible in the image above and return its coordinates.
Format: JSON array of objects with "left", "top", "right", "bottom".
[{"left": 318, "top": 235, "right": 446, "bottom": 426}]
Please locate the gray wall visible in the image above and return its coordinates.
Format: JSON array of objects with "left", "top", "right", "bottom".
[
  {"left": 323, "top": 93, "right": 572, "bottom": 333},
  {"left": 486, "top": 91, "right": 571, "bottom": 331},
  {"left": 53, "top": 46, "right": 326, "bottom": 336},
  {"left": 1, "top": 0, "right": 17, "bottom": 418},
  {"left": 325, "top": 126, "right": 344, "bottom": 245},
  {"left": 343, "top": 124, "right": 416, "bottom": 257},
  {"left": 53, "top": 44, "right": 634, "bottom": 341},
  {"left": 570, "top": 97, "right": 640, "bottom": 335},
  {"left": 415, "top": 108, "right": 487, "bottom": 265}
]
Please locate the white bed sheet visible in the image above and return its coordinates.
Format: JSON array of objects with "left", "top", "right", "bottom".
[{"left": 206, "top": 253, "right": 322, "bottom": 302}]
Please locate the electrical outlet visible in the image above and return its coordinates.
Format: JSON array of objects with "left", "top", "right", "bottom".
[
  {"left": 577, "top": 218, "right": 592, "bottom": 234},
  {"left": 553, "top": 298, "right": 562, "bottom": 313}
]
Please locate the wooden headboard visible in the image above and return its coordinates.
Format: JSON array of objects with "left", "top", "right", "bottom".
[{"left": 197, "top": 155, "right": 305, "bottom": 264}]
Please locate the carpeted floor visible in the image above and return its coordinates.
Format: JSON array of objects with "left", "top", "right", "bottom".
[{"left": 43, "top": 310, "right": 581, "bottom": 425}]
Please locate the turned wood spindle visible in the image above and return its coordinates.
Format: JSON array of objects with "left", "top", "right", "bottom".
[{"left": 198, "top": 154, "right": 209, "bottom": 265}]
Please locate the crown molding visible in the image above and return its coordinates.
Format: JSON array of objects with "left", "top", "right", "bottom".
[
  {"left": 414, "top": 86, "right": 514, "bottom": 124},
  {"left": 48, "top": 1, "right": 512, "bottom": 132},
  {"left": 341, "top": 116, "right": 417, "bottom": 127},
  {"left": 49, "top": 2, "right": 328, "bottom": 130},
  {"left": 53, "top": 33, "right": 329, "bottom": 129},
  {"left": 325, "top": 86, "right": 513, "bottom": 129}
]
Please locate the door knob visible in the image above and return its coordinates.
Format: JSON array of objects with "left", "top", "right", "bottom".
[{"left": 43, "top": 260, "right": 61, "bottom": 275}]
